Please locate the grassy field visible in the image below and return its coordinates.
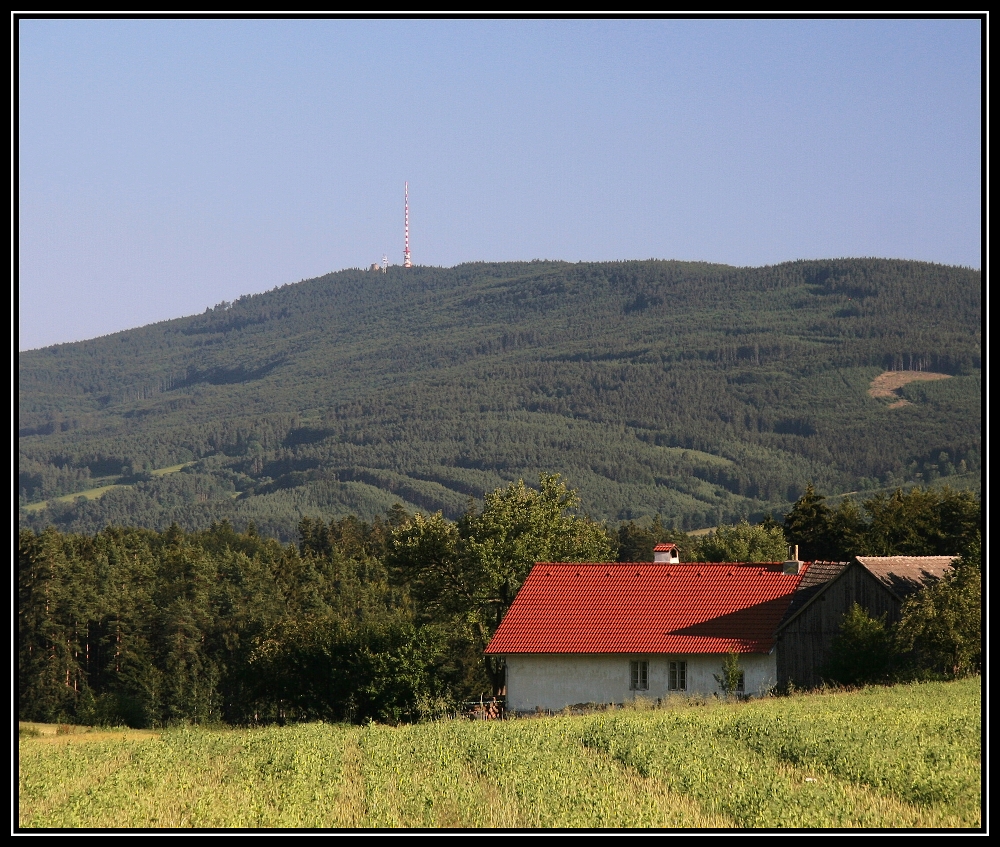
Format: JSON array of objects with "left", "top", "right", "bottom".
[
  {"left": 21, "top": 462, "right": 195, "bottom": 513},
  {"left": 18, "top": 678, "right": 981, "bottom": 829}
]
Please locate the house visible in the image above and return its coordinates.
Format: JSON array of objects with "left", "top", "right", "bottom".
[
  {"left": 774, "top": 555, "right": 956, "bottom": 689},
  {"left": 485, "top": 560, "right": 808, "bottom": 711}
]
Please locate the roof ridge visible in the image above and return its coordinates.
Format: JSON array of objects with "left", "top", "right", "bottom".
[
  {"left": 487, "top": 560, "right": 805, "bottom": 655},
  {"left": 533, "top": 560, "right": 807, "bottom": 566}
]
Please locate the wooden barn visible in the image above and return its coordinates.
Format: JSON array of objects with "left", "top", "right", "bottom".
[{"left": 774, "top": 555, "right": 956, "bottom": 689}]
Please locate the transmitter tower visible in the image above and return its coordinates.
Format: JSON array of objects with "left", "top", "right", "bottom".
[{"left": 403, "top": 182, "right": 412, "bottom": 268}]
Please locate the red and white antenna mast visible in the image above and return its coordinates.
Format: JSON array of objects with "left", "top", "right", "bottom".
[{"left": 403, "top": 181, "right": 412, "bottom": 268}]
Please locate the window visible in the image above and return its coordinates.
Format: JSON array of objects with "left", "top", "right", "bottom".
[
  {"left": 630, "top": 660, "right": 648, "bottom": 691},
  {"left": 669, "top": 660, "right": 687, "bottom": 691},
  {"left": 736, "top": 671, "right": 745, "bottom": 694}
]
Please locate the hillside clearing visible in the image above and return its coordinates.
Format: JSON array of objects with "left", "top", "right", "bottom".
[
  {"left": 20, "top": 462, "right": 194, "bottom": 512},
  {"left": 869, "top": 370, "right": 952, "bottom": 407}
]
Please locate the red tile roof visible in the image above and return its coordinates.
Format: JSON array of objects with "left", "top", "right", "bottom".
[
  {"left": 485, "top": 562, "right": 807, "bottom": 656},
  {"left": 653, "top": 543, "right": 678, "bottom": 551}
]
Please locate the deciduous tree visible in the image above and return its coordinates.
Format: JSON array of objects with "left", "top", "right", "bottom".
[
  {"left": 390, "top": 474, "right": 615, "bottom": 694},
  {"left": 895, "top": 540, "right": 981, "bottom": 677},
  {"left": 698, "top": 520, "right": 787, "bottom": 563}
]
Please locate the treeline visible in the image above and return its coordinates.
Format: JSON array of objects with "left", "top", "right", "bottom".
[
  {"left": 19, "top": 515, "right": 438, "bottom": 728},
  {"left": 781, "top": 485, "right": 981, "bottom": 562},
  {"left": 19, "top": 475, "right": 611, "bottom": 727},
  {"left": 19, "top": 259, "right": 981, "bottom": 538},
  {"left": 19, "top": 476, "right": 980, "bottom": 728},
  {"left": 614, "top": 484, "right": 980, "bottom": 565}
]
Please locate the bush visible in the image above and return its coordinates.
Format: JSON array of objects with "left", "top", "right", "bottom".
[
  {"left": 698, "top": 520, "right": 787, "bottom": 563},
  {"left": 896, "top": 555, "right": 981, "bottom": 678},
  {"left": 822, "top": 603, "right": 896, "bottom": 686},
  {"left": 714, "top": 650, "right": 745, "bottom": 698}
]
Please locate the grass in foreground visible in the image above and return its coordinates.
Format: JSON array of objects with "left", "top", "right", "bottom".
[{"left": 18, "top": 678, "right": 980, "bottom": 828}]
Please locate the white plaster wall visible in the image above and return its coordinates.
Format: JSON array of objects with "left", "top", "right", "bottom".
[{"left": 505, "top": 653, "right": 777, "bottom": 712}]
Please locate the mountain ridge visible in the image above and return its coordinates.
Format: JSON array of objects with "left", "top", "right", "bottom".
[{"left": 19, "top": 257, "right": 982, "bottom": 540}]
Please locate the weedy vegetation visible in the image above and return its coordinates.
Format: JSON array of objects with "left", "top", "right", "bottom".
[{"left": 18, "top": 677, "right": 980, "bottom": 829}]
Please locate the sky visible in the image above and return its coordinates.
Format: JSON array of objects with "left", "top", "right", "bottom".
[{"left": 17, "top": 17, "right": 983, "bottom": 351}]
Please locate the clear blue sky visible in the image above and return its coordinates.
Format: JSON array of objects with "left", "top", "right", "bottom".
[{"left": 17, "top": 17, "right": 983, "bottom": 351}]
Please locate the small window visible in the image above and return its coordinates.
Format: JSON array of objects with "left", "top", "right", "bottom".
[
  {"left": 669, "top": 660, "right": 687, "bottom": 691},
  {"left": 630, "top": 660, "right": 649, "bottom": 691},
  {"left": 736, "top": 671, "right": 745, "bottom": 694}
]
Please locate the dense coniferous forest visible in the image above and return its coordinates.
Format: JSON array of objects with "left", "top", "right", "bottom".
[
  {"left": 18, "top": 477, "right": 980, "bottom": 727},
  {"left": 19, "top": 258, "right": 981, "bottom": 539}
]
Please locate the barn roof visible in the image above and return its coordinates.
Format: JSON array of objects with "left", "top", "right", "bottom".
[
  {"left": 855, "top": 556, "right": 957, "bottom": 599},
  {"left": 778, "top": 560, "right": 851, "bottom": 625},
  {"left": 775, "top": 555, "right": 956, "bottom": 633},
  {"left": 485, "top": 562, "right": 806, "bottom": 656}
]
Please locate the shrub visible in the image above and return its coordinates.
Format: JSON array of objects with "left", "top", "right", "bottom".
[
  {"left": 822, "top": 603, "right": 896, "bottom": 686},
  {"left": 713, "top": 650, "right": 745, "bottom": 698},
  {"left": 896, "top": 558, "right": 981, "bottom": 678}
]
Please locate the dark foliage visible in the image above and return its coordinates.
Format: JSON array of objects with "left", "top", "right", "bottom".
[
  {"left": 783, "top": 485, "right": 980, "bottom": 562},
  {"left": 17, "top": 518, "right": 472, "bottom": 727},
  {"left": 822, "top": 604, "right": 896, "bottom": 686}
]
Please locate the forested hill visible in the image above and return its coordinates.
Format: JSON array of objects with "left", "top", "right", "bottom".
[{"left": 19, "top": 258, "right": 981, "bottom": 540}]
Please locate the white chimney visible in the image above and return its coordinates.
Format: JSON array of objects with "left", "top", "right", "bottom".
[
  {"left": 653, "top": 543, "right": 680, "bottom": 564},
  {"left": 783, "top": 544, "right": 802, "bottom": 574}
]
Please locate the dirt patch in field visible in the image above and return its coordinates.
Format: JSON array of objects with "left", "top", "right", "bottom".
[
  {"left": 19, "top": 722, "right": 159, "bottom": 744},
  {"left": 868, "top": 371, "right": 951, "bottom": 407}
]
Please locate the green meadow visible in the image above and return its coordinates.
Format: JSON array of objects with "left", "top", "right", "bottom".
[{"left": 18, "top": 678, "right": 980, "bottom": 829}]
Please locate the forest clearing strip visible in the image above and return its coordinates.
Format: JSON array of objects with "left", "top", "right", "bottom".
[
  {"left": 21, "top": 462, "right": 194, "bottom": 512},
  {"left": 868, "top": 370, "right": 951, "bottom": 403}
]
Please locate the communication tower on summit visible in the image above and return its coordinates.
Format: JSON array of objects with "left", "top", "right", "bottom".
[{"left": 403, "top": 182, "right": 412, "bottom": 268}]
